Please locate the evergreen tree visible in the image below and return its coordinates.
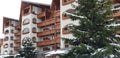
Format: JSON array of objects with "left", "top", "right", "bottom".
[
  {"left": 18, "top": 37, "right": 37, "bottom": 58},
  {"left": 60, "top": 0, "right": 120, "bottom": 58}
]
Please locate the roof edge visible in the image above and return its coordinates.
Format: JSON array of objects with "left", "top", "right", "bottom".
[{"left": 3, "top": 16, "right": 19, "bottom": 21}]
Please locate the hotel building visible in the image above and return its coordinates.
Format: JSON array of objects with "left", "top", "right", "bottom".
[
  {"left": 1, "top": 0, "right": 60, "bottom": 58},
  {"left": 0, "top": 0, "right": 120, "bottom": 58}
]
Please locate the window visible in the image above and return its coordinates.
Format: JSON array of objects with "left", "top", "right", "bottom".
[
  {"left": 4, "top": 21, "right": 9, "bottom": 27},
  {"left": 32, "top": 27, "right": 36, "bottom": 33},
  {"left": 4, "top": 50, "right": 8, "bottom": 54},
  {"left": 11, "top": 29, "right": 14, "bottom": 33},
  {"left": 43, "top": 27, "right": 50, "bottom": 31},
  {"left": 66, "top": 9, "right": 75, "bottom": 14},
  {"left": 23, "top": 7, "right": 30, "bottom": 15},
  {"left": 5, "top": 30, "right": 9, "bottom": 34},
  {"left": 64, "top": 0, "right": 67, "bottom": 2},
  {"left": 63, "top": 25, "right": 70, "bottom": 34},
  {"left": 32, "top": 37, "right": 36, "bottom": 43},
  {"left": 32, "top": 18, "right": 37, "bottom": 24},
  {"left": 23, "top": 18, "right": 30, "bottom": 25},
  {"left": 10, "top": 36, "right": 14, "bottom": 40},
  {"left": 43, "top": 47, "right": 50, "bottom": 51},
  {"left": 10, "top": 43, "right": 13, "bottom": 47},
  {"left": 114, "top": 4, "right": 120, "bottom": 8},
  {"left": 43, "top": 37, "right": 50, "bottom": 40},
  {"left": 65, "top": 44, "right": 69, "bottom": 48},
  {"left": 4, "top": 43, "right": 8, "bottom": 48},
  {"left": 4, "top": 37, "right": 8, "bottom": 41},
  {"left": 10, "top": 50, "right": 13, "bottom": 55},
  {"left": 23, "top": 28, "right": 29, "bottom": 34}
]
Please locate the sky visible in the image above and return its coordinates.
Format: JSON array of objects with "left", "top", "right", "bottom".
[{"left": 0, "top": 0, "right": 52, "bottom": 38}]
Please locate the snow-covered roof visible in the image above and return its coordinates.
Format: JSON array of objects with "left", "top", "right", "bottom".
[
  {"left": 45, "top": 48, "right": 70, "bottom": 56},
  {"left": 22, "top": 0, "right": 53, "bottom": 6}
]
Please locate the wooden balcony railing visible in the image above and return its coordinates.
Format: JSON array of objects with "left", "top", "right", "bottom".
[
  {"left": 14, "top": 39, "right": 21, "bottom": 43},
  {"left": 37, "top": 18, "right": 56, "bottom": 27},
  {"left": 15, "top": 25, "right": 20, "bottom": 30},
  {"left": 37, "top": 12, "right": 46, "bottom": 18},
  {"left": 37, "top": 37, "right": 60, "bottom": 46},
  {"left": 14, "top": 46, "right": 21, "bottom": 51},
  {"left": 56, "top": 18, "right": 60, "bottom": 23},
  {"left": 54, "top": 10, "right": 60, "bottom": 16},
  {"left": 0, "top": 42, "right": 3, "bottom": 46},
  {"left": 14, "top": 32, "right": 21, "bottom": 36},
  {"left": 37, "top": 29, "right": 60, "bottom": 37},
  {"left": 55, "top": 23, "right": 60, "bottom": 30},
  {"left": 62, "top": 0, "right": 75, "bottom": 5},
  {"left": 112, "top": 10, "right": 120, "bottom": 17}
]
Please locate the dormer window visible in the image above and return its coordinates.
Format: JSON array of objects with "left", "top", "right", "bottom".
[
  {"left": 23, "top": 7, "right": 30, "bottom": 15},
  {"left": 43, "top": 47, "right": 50, "bottom": 51}
]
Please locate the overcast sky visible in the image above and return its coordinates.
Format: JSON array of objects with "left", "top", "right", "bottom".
[{"left": 0, "top": 0, "right": 52, "bottom": 38}]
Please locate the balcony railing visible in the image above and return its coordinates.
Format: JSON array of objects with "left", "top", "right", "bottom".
[
  {"left": 112, "top": 10, "right": 120, "bottom": 17},
  {"left": 15, "top": 25, "right": 20, "bottom": 30},
  {"left": 37, "top": 12, "right": 46, "bottom": 18},
  {"left": 54, "top": 10, "right": 60, "bottom": 16},
  {"left": 55, "top": 23, "right": 60, "bottom": 30},
  {"left": 0, "top": 42, "right": 3, "bottom": 46},
  {"left": 37, "top": 37, "right": 60, "bottom": 46},
  {"left": 14, "top": 32, "right": 21, "bottom": 36},
  {"left": 37, "top": 18, "right": 56, "bottom": 27},
  {"left": 14, "top": 46, "right": 21, "bottom": 51},
  {"left": 37, "top": 29, "right": 60, "bottom": 37},
  {"left": 14, "top": 39, "right": 21, "bottom": 43}
]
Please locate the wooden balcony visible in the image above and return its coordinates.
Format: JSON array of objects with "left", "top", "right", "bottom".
[
  {"left": 54, "top": 10, "right": 60, "bottom": 16},
  {"left": 37, "top": 12, "right": 46, "bottom": 18},
  {"left": 14, "top": 39, "right": 21, "bottom": 43},
  {"left": 37, "top": 37, "right": 60, "bottom": 46},
  {"left": 37, "top": 18, "right": 56, "bottom": 27},
  {"left": 4, "top": 25, "right": 9, "bottom": 28},
  {"left": 14, "top": 32, "right": 21, "bottom": 36},
  {"left": 56, "top": 18, "right": 60, "bottom": 23},
  {"left": 37, "top": 29, "right": 60, "bottom": 37},
  {"left": 0, "top": 42, "right": 3, "bottom": 46},
  {"left": 55, "top": 23, "right": 60, "bottom": 30},
  {"left": 112, "top": 10, "right": 120, "bottom": 17},
  {"left": 14, "top": 46, "right": 21, "bottom": 51},
  {"left": 62, "top": 0, "right": 75, "bottom": 5},
  {"left": 15, "top": 25, "right": 20, "bottom": 30}
]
